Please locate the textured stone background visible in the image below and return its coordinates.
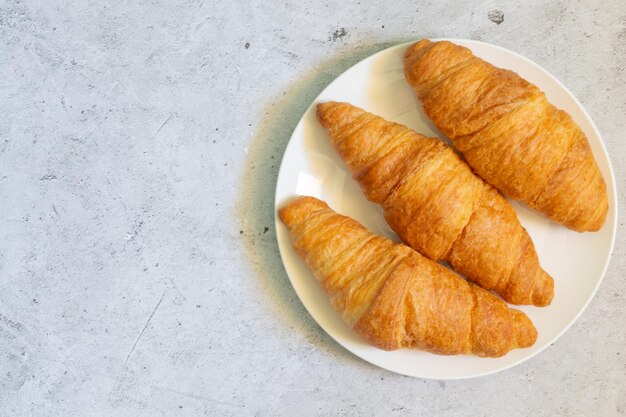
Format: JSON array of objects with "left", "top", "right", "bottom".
[{"left": 1, "top": 0, "right": 624, "bottom": 416}]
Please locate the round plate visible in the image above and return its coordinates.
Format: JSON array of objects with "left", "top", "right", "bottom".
[{"left": 274, "top": 39, "right": 617, "bottom": 379}]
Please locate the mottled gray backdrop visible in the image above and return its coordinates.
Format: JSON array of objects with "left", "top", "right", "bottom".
[{"left": 0, "top": 0, "right": 624, "bottom": 416}]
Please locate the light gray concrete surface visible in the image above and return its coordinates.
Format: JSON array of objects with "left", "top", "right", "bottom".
[{"left": 0, "top": 0, "right": 624, "bottom": 415}]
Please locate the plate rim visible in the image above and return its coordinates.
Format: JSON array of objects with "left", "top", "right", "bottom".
[{"left": 273, "top": 38, "right": 618, "bottom": 380}]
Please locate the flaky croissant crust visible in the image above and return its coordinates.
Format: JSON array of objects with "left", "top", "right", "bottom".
[
  {"left": 317, "top": 102, "right": 553, "bottom": 306},
  {"left": 404, "top": 39, "right": 608, "bottom": 232},
  {"left": 279, "top": 196, "right": 537, "bottom": 357}
]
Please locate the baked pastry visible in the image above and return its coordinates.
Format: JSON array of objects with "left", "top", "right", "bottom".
[
  {"left": 404, "top": 39, "right": 608, "bottom": 232},
  {"left": 317, "top": 101, "right": 553, "bottom": 306},
  {"left": 279, "top": 196, "right": 537, "bottom": 357}
]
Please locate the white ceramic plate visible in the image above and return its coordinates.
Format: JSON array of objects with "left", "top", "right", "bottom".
[{"left": 274, "top": 39, "right": 617, "bottom": 379}]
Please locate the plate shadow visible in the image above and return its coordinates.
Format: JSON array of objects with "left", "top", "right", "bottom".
[{"left": 236, "top": 40, "right": 415, "bottom": 366}]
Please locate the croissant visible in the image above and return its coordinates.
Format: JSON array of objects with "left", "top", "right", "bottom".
[
  {"left": 404, "top": 39, "right": 608, "bottom": 232},
  {"left": 279, "top": 196, "right": 537, "bottom": 357},
  {"left": 317, "top": 101, "right": 553, "bottom": 306}
]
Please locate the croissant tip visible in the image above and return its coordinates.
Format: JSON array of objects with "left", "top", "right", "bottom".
[
  {"left": 316, "top": 101, "right": 362, "bottom": 129},
  {"left": 511, "top": 309, "right": 538, "bottom": 348},
  {"left": 405, "top": 38, "right": 433, "bottom": 55},
  {"left": 316, "top": 101, "right": 342, "bottom": 113},
  {"left": 531, "top": 272, "right": 555, "bottom": 307},
  {"left": 578, "top": 215, "right": 606, "bottom": 232},
  {"left": 278, "top": 196, "right": 329, "bottom": 228},
  {"left": 316, "top": 101, "right": 336, "bottom": 120}
]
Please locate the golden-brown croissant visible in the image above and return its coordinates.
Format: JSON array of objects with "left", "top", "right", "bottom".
[
  {"left": 404, "top": 39, "right": 608, "bottom": 232},
  {"left": 317, "top": 101, "right": 553, "bottom": 306},
  {"left": 279, "top": 196, "right": 537, "bottom": 357}
]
